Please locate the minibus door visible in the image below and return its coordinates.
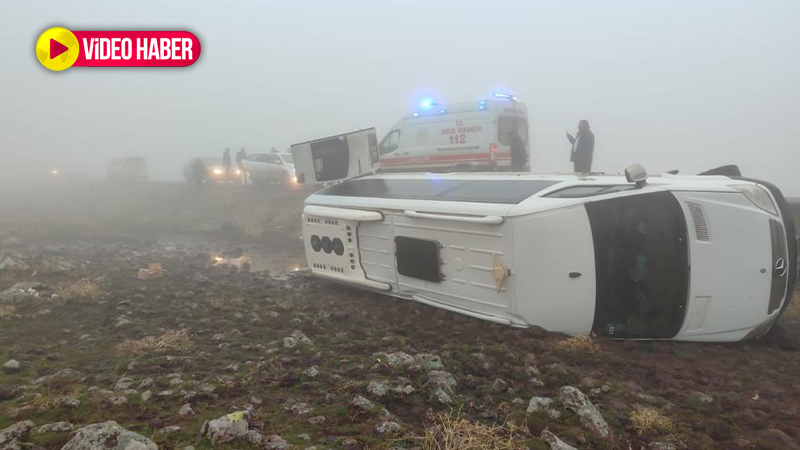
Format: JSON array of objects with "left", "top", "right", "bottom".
[{"left": 291, "top": 128, "right": 379, "bottom": 186}]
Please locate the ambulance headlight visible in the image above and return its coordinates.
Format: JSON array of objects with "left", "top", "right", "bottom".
[{"left": 732, "top": 184, "right": 778, "bottom": 215}]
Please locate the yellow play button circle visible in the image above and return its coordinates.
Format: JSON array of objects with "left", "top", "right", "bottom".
[{"left": 36, "top": 27, "right": 80, "bottom": 71}]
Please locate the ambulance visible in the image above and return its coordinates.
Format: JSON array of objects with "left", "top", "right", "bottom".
[
  {"left": 377, "top": 94, "right": 529, "bottom": 172},
  {"left": 291, "top": 131, "right": 797, "bottom": 341}
]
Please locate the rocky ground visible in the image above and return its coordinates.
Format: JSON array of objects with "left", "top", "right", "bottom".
[{"left": 0, "top": 180, "right": 799, "bottom": 450}]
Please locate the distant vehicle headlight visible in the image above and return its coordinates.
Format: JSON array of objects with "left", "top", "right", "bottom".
[
  {"left": 212, "top": 168, "right": 224, "bottom": 175},
  {"left": 234, "top": 169, "right": 242, "bottom": 175},
  {"left": 732, "top": 184, "right": 778, "bottom": 215}
]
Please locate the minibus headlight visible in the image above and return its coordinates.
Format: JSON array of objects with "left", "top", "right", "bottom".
[{"left": 732, "top": 184, "right": 778, "bottom": 216}]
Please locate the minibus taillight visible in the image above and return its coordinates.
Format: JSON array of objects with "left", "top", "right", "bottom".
[{"left": 490, "top": 143, "right": 498, "bottom": 166}]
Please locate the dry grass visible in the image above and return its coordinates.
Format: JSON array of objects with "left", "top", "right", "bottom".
[
  {"left": 116, "top": 329, "right": 191, "bottom": 356},
  {"left": 0, "top": 305, "right": 15, "bottom": 318},
  {"left": 629, "top": 408, "right": 674, "bottom": 435},
  {"left": 57, "top": 279, "right": 104, "bottom": 301},
  {"left": 552, "top": 334, "right": 602, "bottom": 354},
  {"left": 421, "top": 410, "right": 529, "bottom": 450}
]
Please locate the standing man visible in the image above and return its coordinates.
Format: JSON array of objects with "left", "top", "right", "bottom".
[
  {"left": 190, "top": 157, "right": 206, "bottom": 193},
  {"left": 508, "top": 129, "right": 528, "bottom": 172},
  {"left": 235, "top": 147, "right": 247, "bottom": 184},
  {"left": 566, "top": 120, "right": 595, "bottom": 173},
  {"left": 222, "top": 148, "right": 232, "bottom": 181}
]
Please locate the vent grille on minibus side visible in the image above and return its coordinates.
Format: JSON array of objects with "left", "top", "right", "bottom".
[{"left": 687, "top": 202, "right": 711, "bottom": 241}]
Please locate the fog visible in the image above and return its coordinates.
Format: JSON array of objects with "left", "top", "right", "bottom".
[{"left": 1, "top": 0, "right": 798, "bottom": 195}]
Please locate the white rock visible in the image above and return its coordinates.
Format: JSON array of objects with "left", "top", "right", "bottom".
[
  {"left": 61, "top": 421, "right": 158, "bottom": 450},
  {"left": 541, "top": 430, "right": 578, "bottom": 450},
  {"left": 205, "top": 412, "right": 249, "bottom": 445},
  {"left": 302, "top": 366, "right": 320, "bottom": 378},
  {"left": 376, "top": 421, "right": 401, "bottom": 435},
  {"left": 351, "top": 395, "right": 374, "bottom": 412},
  {"left": 427, "top": 370, "right": 457, "bottom": 393},
  {"left": 179, "top": 403, "right": 195, "bottom": 416},
  {"left": 3, "top": 359, "right": 21, "bottom": 372},
  {"left": 558, "top": 386, "right": 610, "bottom": 438},
  {"left": 264, "top": 435, "right": 288, "bottom": 450},
  {"left": 37, "top": 422, "right": 74, "bottom": 433},
  {"left": 367, "top": 380, "right": 389, "bottom": 397}
]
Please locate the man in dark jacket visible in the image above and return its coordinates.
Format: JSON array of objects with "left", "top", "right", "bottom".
[
  {"left": 509, "top": 130, "right": 528, "bottom": 172},
  {"left": 566, "top": 120, "right": 595, "bottom": 173}
]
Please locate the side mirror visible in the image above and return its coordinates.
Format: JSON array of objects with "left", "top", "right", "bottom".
[{"left": 625, "top": 163, "right": 648, "bottom": 188}]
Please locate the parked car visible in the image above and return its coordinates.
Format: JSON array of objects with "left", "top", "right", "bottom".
[
  {"left": 107, "top": 156, "right": 148, "bottom": 180},
  {"left": 242, "top": 153, "right": 297, "bottom": 185},
  {"left": 183, "top": 157, "right": 242, "bottom": 183},
  {"left": 291, "top": 132, "right": 796, "bottom": 342}
]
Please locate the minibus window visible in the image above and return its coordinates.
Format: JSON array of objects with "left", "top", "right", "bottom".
[
  {"left": 587, "top": 191, "right": 689, "bottom": 339},
  {"left": 543, "top": 185, "right": 635, "bottom": 198}
]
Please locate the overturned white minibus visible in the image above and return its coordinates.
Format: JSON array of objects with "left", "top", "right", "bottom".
[{"left": 292, "top": 131, "right": 797, "bottom": 342}]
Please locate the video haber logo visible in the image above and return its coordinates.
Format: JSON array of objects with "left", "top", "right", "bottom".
[{"left": 36, "top": 27, "right": 201, "bottom": 71}]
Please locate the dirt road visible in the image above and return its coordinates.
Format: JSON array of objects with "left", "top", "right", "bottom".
[{"left": 0, "top": 180, "right": 798, "bottom": 450}]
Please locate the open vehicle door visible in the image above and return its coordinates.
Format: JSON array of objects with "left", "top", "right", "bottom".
[{"left": 291, "top": 128, "right": 379, "bottom": 186}]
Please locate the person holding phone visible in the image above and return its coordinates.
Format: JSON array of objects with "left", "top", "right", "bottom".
[{"left": 566, "top": 120, "right": 595, "bottom": 173}]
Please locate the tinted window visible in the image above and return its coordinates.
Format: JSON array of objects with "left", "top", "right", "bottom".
[
  {"left": 544, "top": 185, "right": 635, "bottom": 198},
  {"left": 587, "top": 191, "right": 689, "bottom": 339},
  {"left": 311, "top": 136, "right": 350, "bottom": 181},
  {"left": 319, "top": 178, "right": 558, "bottom": 204},
  {"left": 498, "top": 117, "right": 529, "bottom": 146}
]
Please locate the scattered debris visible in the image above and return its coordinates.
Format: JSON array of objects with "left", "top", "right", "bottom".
[{"left": 137, "top": 263, "right": 164, "bottom": 280}]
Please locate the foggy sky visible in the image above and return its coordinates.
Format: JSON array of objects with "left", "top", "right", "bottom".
[{"left": 1, "top": 0, "right": 798, "bottom": 195}]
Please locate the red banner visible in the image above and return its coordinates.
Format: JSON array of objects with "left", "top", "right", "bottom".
[{"left": 72, "top": 31, "right": 201, "bottom": 67}]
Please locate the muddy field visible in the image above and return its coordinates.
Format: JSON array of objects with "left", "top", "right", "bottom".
[{"left": 1, "top": 180, "right": 799, "bottom": 450}]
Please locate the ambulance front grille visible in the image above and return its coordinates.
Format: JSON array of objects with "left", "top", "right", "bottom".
[{"left": 687, "top": 202, "right": 710, "bottom": 241}]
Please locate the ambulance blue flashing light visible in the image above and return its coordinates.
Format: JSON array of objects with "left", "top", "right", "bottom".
[
  {"left": 439, "top": 109, "right": 447, "bottom": 114},
  {"left": 419, "top": 98, "right": 434, "bottom": 109},
  {"left": 478, "top": 99, "right": 487, "bottom": 110},
  {"left": 493, "top": 92, "right": 518, "bottom": 101},
  {"left": 413, "top": 112, "right": 419, "bottom": 117}
]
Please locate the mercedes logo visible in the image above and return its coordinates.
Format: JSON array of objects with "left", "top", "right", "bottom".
[{"left": 774, "top": 258, "right": 787, "bottom": 277}]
